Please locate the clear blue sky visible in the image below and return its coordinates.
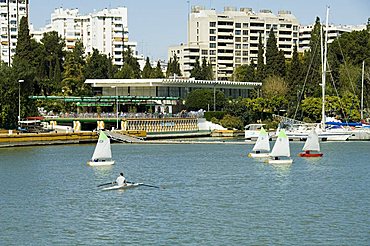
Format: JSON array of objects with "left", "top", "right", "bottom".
[{"left": 29, "top": 0, "right": 369, "bottom": 61}]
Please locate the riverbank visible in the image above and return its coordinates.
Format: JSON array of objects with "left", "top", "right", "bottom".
[
  {"left": 0, "top": 130, "right": 222, "bottom": 148},
  {"left": 0, "top": 131, "right": 98, "bottom": 148}
]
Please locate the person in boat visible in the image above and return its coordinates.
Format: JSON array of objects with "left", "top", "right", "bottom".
[
  {"left": 116, "top": 173, "right": 127, "bottom": 186},
  {"left": 305, "top": 150, "right": 310, "bottom": 154},
  {"left": 274, "top": 157, "right": 279, "bottom": 160}
]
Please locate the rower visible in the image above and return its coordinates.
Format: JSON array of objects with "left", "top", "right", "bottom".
[{"left": 116, "top": 172, "right": 127, "bottom": 186}]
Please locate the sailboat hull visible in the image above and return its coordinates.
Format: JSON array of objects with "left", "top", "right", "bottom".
[
  {"left": 266, "top": 159, "right": 293, "bottom": 164},
  {"left": 298, "top": 153, "right": 323, "bottom": 157},
  {"left": 248, "top": 152, "right": 270, "bottom": 158},
  {"left": 87, "top": 160, "right": 115, "bottom": 166}
]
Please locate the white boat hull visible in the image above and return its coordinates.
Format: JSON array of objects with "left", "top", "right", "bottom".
[
  {"left": 87, "top": 160, "right": 115, "bottom": 166},
  {"left": 248, "top": 152, "right": 270, "bottom": 158},
  {"left": 266, "top": 158, "right": 293, "bottom": 164},
  {"left": 285, "top": 131, "right": 350, "bottom": 141},
  {"left": 102, "top": 183, "right": 142, "bottom": 191}
]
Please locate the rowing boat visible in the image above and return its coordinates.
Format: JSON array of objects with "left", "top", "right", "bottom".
[{"left": 102, "top": 183, "right": 143, "bottom": 191}]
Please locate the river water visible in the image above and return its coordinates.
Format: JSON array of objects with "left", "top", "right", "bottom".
[{"left": 0, "top": 141, "right": 369, "bottom": 245}]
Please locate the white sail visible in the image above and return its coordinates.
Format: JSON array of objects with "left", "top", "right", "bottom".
[
  {"left": 252, "top": 127, "right": 270, "bottom": 152},
  {"left": 91, "top": 131, "right": 112, "bottom": 160},
  {"left": 302, "top": 128, "right": 320, "bottom": 152},
  {"left": 270, "top": 129, "right": 290, "bottom": 157}
]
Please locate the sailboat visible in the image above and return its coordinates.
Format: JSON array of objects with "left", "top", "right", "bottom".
[
  {"left": 87, "top": 131, "right": 115, "bottom": 166},
  {"left": 285, "top": 7, "right": 351, "bottom": 141},
  {"left": 248, "top": 127, "right": 270, "bottom": 158},
  {"left": 266, "top": 129, "right": 293, "bottom": 164},
  {"left": 298, "top": 128, "right": 323, "bottom": 157}
]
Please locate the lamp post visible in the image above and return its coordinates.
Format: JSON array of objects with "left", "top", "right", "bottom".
[
  {"left": 111, "top": 86, "right": 118, "bottom": 130},
  {"left": 18, "top": 79, "right": 24, "bottom": 124},
  {"left": 213, "top": 83, "right": 217, "bottom": 112},
  {"left": 62, "top": 89, "right": 66, "bottom": 112}
]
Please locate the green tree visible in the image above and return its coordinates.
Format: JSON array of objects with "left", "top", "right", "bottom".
[
  {"left": 190, "top": 57, "right": 202, "bottom": 79},
  {"left": 151, "top": 61, "right": 165, "bottom": 78},
  {"left": 166, "top": 55, "right": 182, "bottom": 78},
  {"left": 220, "top": 114, "right": 244, "bottom": 130},
  {"left": 115, "top": 63, "right": 135, "bottom": 79},
  {"left": 12, "top": 16, "right": 37, "bottom": 121},
  {"left": 265, "top": 29, "right": 280, "bottom": 77},
  {"left": 62, "top": 42, "right": 89, "bottom": 96},
  {"left": 40, "top": 31, "right": 66, "bottom": 94},
  {"left": 233, "top": 63, "right": 255, "bottom": 82},
  {"left": 142, "top": 57, "right": 153, "bottom": 78},
  {"left": 261, "top": 75, "right": 288, "bottom": 98},
  {"left": 302, "top": 17, "right": 322, "bottom": 97},
  {"left": 201, "top": 57, "right": 214, "bottom": 80},
  {"left": 84, "top": 49, "right": 112, "bottom": 79},
  {"left": 256, "top": 32, "right": 265, "bottom": 82},
  {"left": 123, "top": 47, "right": 141, "bottom": 78},
  {"left": 185, "top": 88, "right": 226, "bottom": 111}
]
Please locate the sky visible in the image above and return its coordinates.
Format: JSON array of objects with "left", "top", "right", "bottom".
[{"left": 29, "top": 0, "right": 369, "bottom": 61}]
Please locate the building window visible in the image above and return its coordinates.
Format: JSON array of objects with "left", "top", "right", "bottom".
[
  {"left": 235, "top": 30, "right": 241, "bottom": 35},
  {"left": 235, "top": 37, "right": 241, "bottom": 42},
  {"left": 210, "top": 50, "right": 216, "bottom": 56},
  {"left": 210, "top": 29, "right": 216, "bottom": 34},
  {"left": 243, "top": 30, "right": 248, "bottom": 35},
  {"left": 235, "top": 44, "right": 241, "bottom": 49},
  {"left": 243, "top": 23, "right": 249, "bottom": 28},
  {"left": 235, "top": 23, "right": 241, "bottom": 28},
  {"left": 210, "top": 36, "right": 216, "bottom": 41},
  {"left": 210, "top": 43, "right": 216, "bottom": 48},
  {"left": 201, "top": 50, "right": 208, "bottom": 55},
  {"left": 210, "top": 22, "right": 216, "bottom": 27}
]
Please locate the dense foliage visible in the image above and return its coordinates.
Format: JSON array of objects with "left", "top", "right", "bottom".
[{"left": 0, "top": 16, "right": 369, "bottom": 130}]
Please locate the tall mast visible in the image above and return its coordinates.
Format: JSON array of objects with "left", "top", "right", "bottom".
[
  {"left": 361, "top": 60, "right": 365, "bottom": 119},
  {"left": 321, "top": 6, "right": 330, "bottom": 129}
]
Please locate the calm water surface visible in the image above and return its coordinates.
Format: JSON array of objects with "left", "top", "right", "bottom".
[{"left": 0, "top": 141, "right": 369, "bottom": 245}]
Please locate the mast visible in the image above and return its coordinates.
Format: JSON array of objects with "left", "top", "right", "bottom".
[
  {"left": 321, "top": 6, "right": 330, "bottom": 129},
  {"left": 361, "top": 60, "right": 365, "bottom": 119}
]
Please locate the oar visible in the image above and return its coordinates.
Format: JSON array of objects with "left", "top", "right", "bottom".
[
  {"left": 97, "top": 182, "right": 115, "bottom": 187},
  {"left": 127, "top": 181, "right": 161, "bottom": 189}
]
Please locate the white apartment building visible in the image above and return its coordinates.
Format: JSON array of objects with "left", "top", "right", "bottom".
[
  {"left": 31, "top": 7, "right": 141, "bottom": 66},
  {"left": 0, "top": 0, "right": 28, "bottom": 65},
  {"left": 169, "top": 6, "right": 300, "bottom": 80},
  {"left": 299, "top": 24, "right": 366, "bottom": 52},
  {"left": 169, "top": 6, "right": 366, "bottom": 81}
]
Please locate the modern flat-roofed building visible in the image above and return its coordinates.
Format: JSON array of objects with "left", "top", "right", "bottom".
[
  {"left": 169, "top": 6, "right": 299, "bottom": 80},
  {"left": 0, "top": 0, "right": 29, "bottom": 65},
  {"left": 85, "top": 78, "right": 261, "bottom": 113},
  {"left": 30, "top": 7, "right": 141, "bottom": 66}
]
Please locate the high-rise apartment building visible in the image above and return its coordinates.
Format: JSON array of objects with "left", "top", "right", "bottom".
[
  {"left": 0, "top": 0, "right": 29, "bottom": 65},
  {"left": 169, "top": 6, "right": 299, "bottom": 80},
  {"left": 169, "top": 6, "right": 366, "bottom": 80},
  {"left": 31, "top": 7, "right": 141, "bottom": 67},
  {"left": 299, "top": 24, "right": 366, "bottom": 52}
]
